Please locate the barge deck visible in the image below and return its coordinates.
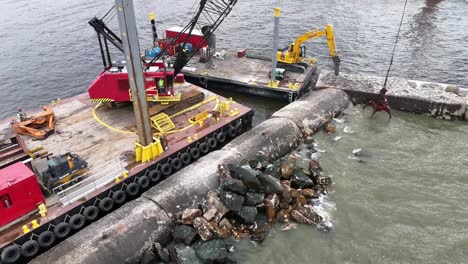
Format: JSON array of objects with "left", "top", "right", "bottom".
[
  {"left": 182, "top": 50, "right": 317, "bottom": 102},
  {"left": 0, "top": 82, "right": 253, "bottom": 263}
]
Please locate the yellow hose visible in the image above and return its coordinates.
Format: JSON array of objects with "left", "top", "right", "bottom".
[{"left": 92, "top": 103, "right": 135, "bottom": 135}]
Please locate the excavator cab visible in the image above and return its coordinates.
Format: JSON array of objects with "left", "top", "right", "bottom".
[
  {"left": 155, "top": 72, "right": 174, "bottom": 96},
  {"left": 40, "top": 153, "right": 88, "bottom": 192}
]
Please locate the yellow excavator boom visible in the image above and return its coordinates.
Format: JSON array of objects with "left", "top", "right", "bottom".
[{"left": 277, "top": 24, "right": 340, "bottom": 75}]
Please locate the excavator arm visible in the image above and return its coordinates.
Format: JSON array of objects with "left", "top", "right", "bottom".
[{"left": 279, "top": 24, "right": 340, "bottom": 75}]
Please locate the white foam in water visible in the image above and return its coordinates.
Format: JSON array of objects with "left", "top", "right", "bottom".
[{"left": 311, "top": 193, "right": 336, "bottom": 232}]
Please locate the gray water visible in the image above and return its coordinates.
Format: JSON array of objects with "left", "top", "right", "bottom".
[
  {"left": 235, "top": 108, "right": 468, "bottom": 263},
  {"left": 1, "top": 0, "right": 468, "bottom": 263}
]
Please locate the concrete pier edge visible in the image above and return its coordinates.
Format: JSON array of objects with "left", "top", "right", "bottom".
[
  {"left": 31, "top": 88, "right": 350, "bottom": 264},
  {"left": 316, "top": 71, "right": 468, "bottom": 120}
]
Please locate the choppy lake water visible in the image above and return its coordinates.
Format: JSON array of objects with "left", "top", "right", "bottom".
[{"left": 1, "top": 0, "right": 467, "bottom": 263}]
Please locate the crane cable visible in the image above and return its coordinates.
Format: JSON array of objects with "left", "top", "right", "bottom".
[{"left": 382, "top": 0, "right": 408, "bottom": 91}]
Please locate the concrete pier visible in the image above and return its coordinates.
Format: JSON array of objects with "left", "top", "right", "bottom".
[
  {"left": 30, "top": 88, "right": 349, "bottom": 264},
  {"left": 316, "top": 71, "right": 468, "bottom": 120}
]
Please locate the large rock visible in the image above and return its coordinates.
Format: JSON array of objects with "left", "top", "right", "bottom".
[
  {"left": 230, "top": 166, "right": 263, "bottom": 191},
  {"left": 257, "top": 174, "right": 284, "bottom": 194},
  {"left": 244, "top": 192, "right": 265, "bottom": 206},
  {"left": 181, "top": 208, "right": 203, "bottom": 225},
  {"left": 234, "top": 207, "right": 258, "bottom": 224},
  {"left": 219, "top": 191, "right": 245, "bottom": 212},
  {"left": 291, "top": 169, "right": 314, "bottom": 189},
  {"left": 280, "top": 159, "right": 296, "bottom": 179},
  {"left": 173, "top": 243, "right": 202, "bottom": 264},
  {"left": 172, "top": 225, "right": 198, "bottom": 245},
  {"left": 193, "top": 217, "right": 214, "bottom": 241},
  {"left": 264, "top": 194, "right": 279, "bottom": 222},
  {"left": 195, "top": 239, "right": 228, "bottom": 263},
  {"left": 220, "top": 178, "right": 248, "bottom": 195},
  {"left": 264, "top": 163, "right": 281, "bottom": 179}
]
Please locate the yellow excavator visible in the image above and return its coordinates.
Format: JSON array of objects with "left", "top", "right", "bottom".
[{"left": 277, "top": 24, "right": 340, "bottom": 75}]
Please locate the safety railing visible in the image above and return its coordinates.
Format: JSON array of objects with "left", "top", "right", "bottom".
[{"left": 54, "top": 159, "right": 125, "bottom": 206}]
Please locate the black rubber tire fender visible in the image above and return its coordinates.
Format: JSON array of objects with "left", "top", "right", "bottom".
[
  {"left": 21, "top": 240, "right": 40, "bottom": 258},
  {"left": 149, "top": 169, "right": 161, "bottom": 183},
  {"left": 83, "top": 206, "right": 99, "bottom": 222},
  {"left": 200, "top": 142, "right": 210, "bottom": 154},
  {"left": 53, "top": 222, "right": 71, "bottom": 239},
  {"left": 227, "top": 125, "right": 237, "bottom": 138},
  {"left": 126, "top": 182, "right": 140, "bottom": 197},
  {"left": 69, "top": 214, "right": 86, "bottom": 230},
  {"left": 235, "top": 122, "right": 242, "bottom": 134},
  {"left": 190, "top": 147, "right": 200, "bottom": 160},
  {"left": 99, "top": 197, "right": 114, "bottom": 213},
  {"left": 216, "top": 132, "right": 226, "bottom": 143},
  {"left": 161, "top": 163, "right": 172, "bottom": 177},
  {"left": 171, "top": 158, "right": 182, "bottom": 171},
  {"left": 1, "top": 245, "right": 21, "bottom": 263},
  {"left": 208, "top": 137, "right": 217, "bottom": 149},
  {"left": 180, "top": 152, "right": 191, "bottom": 165},
  {"left": 38, "top": 230, "right": 56, "bottom": 248},
  {"left": 137, "top": 176, "right": 150, "bottom": 190},
  {"left": 112, "top": 190, "right": 127, "bottom": 206}
]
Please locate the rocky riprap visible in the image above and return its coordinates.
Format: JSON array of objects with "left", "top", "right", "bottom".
[{"left": 141, "top": 139, "right": 333, "bottom": 264}]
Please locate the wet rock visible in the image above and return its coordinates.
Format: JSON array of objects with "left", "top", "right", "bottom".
[
  {"left": 297, "top": 195, "right": 308, "bottom": 206},
  {"left": 203, "top": 208, "right": 218, "bottom": 222},
  {"left": 231, "top": 227, "right": 250, "bottom": 240},
  {"left": 182, "top": 209, "right": 203, "bottom": 225},
  {"left": 220, "top": 178, "right": 248, "bottom": 195},
  {"left": 140, "top": 246, "right": 158, "bottom": 264},
  {"left": 234, "top": 206, "right": 257, "bottom": 224},
  {"left": 173, "top": 225, "right": 198, "bottom": 245},
  {"left": 303, "top": 137, "right": 315, "bottom": 145},
  {"left": 297, "top": 205, "right": 321, "bottom": 224},
  {"left": 291, "top": 169, "right": 314, "bottom": 189},
  {"left": 446, "top": 85, "right": 459, "bottom": 94},
  {"left": 206, "top": 191, "right": 230, "bottom": 217},
  {"left": 280, "top": 159, "right": 296, "bottom": 179},
  {"left": 219, "top": 191, "right": 245, "bottom": 212},
  {"left": 276, "top": 209, "right": 291, "bottom": 223},
  {"left": 248, "top": 155, "right": 270, "bottom": 171},
  {"left": 209, "top": 221, "right": 231, "bottom": 239},
  {"left": 154, "top": 243, "right": 170, "bottom": 263},
  {"left": 193, "top": 217, "right": 214, "bottom": 241},
  {"left": 301, "top": 188, "right": 318, "bottom": 198},
  {"left": 290, "top": 210, "right": 316, "bottom": 225},
  {"left": 281, "top": 222, "right": 298, "bottom": 231},
  {"left": 173, "top": 243, "right": 202, "bottom": 264},
  {"left": 257, "top": 174, "right": 284, "bottom": 194},
  {"left": 217, "top": 163, "right": 232, "bottom": 183},
  {"left": 324, "top": 123, "right": 336, "bottom": 134},
  {"left": 244, "top": 192, "right": 265, "bottom": 206},
  {"left": 308, "top": 160, "right": 322, "bottom": 175},
  {"left": 250, "top": 223, "right": 272, "bottom": 242},
  {"left": 230, "top": 167, "right": 263, "bottom": 191},
  {"left": 290, "top": 188, "right": 301, "bottom": 198},
  {"left": 264, "top": 194, "right": 279, "bottom": 222},
  {"left": 219, "top": 218, "right": 233, "bottom": 229},
  {"left": 264, "top": 164, "right": 281, "bottom": 179}
]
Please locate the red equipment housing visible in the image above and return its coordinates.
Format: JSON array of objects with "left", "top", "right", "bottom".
[
  {"left": 163, "top": 26, "right": 207, "bottom": 53},
  {"left": 88, "top": 63, "right": 178, "bottom": 102},
  {"left": 0, "top": 162, "right": 45, "bottom": 227}
]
